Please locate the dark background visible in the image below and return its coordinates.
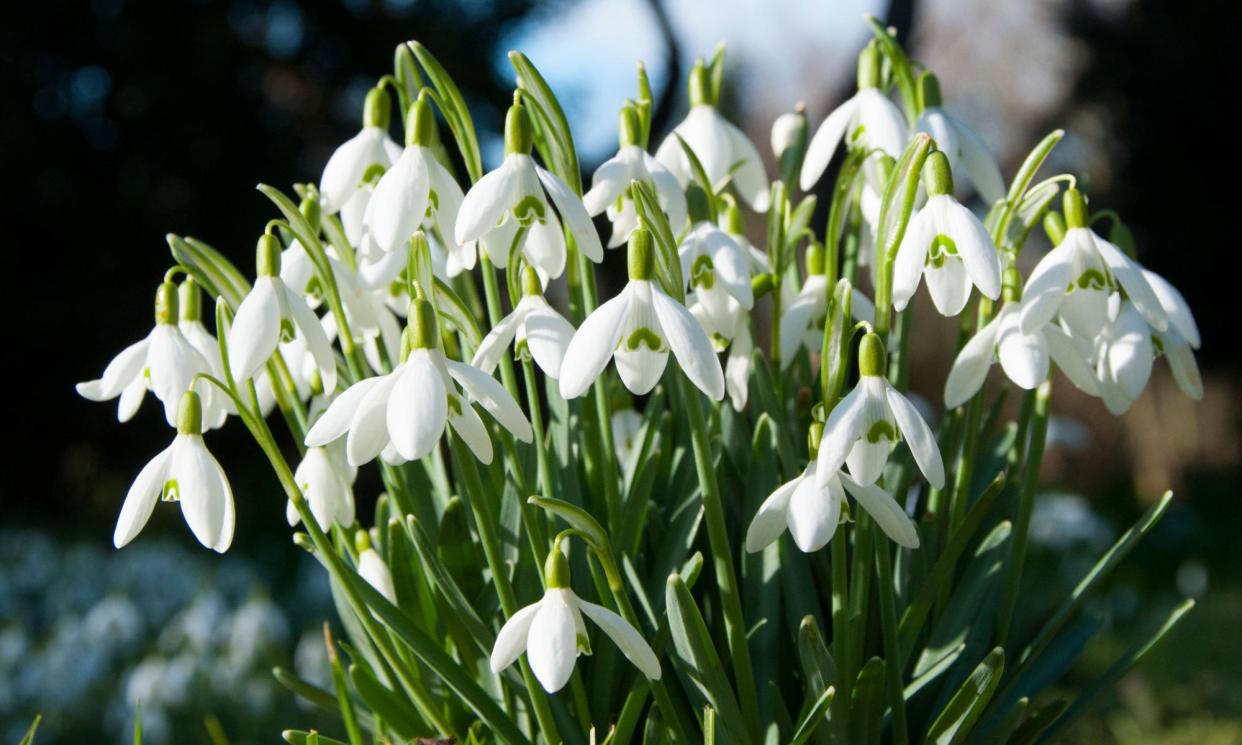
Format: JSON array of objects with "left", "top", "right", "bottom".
[{"left": 3, "top": 1, "right": 1239, "bottom": 743}]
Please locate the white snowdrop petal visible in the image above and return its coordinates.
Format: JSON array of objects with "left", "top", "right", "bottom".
[
  {"left": 524, "top": 214, "right": 568, "bottom": 282},
  {"left": 923, "top": 258, "right": 972, "bottom": 317},
  {"left": 815, "top": 386, "right": 868, "bottom": 482},
  {"left": 365, "top": 148, "right": 430, "bottom": 254},
  {"left": 537, "top": 166, "right": 604, "bottom": 263},
  {"left": 282, "top": 284, "right": 338, "bottom": 393},
  {"left": 615, "top": 345, "right": 669, "bottom": 396},
  {"left": 1092, "top": 235, "right": 1167, "bottom": 332},
  {"left": 456, "top": 161, "right": 515, "bottom": 244},
  {"left": 944, "top": 312, "right": 1002, "bottom": 408},
  {"left": 954, "top": 118, "right": 1006, "bottom": 206},
  {"left": 1164, "top": 334, "right": 1203, "bottom": 400},
  {"left": 346, "top": 374, "right": 398, "bottom": 466},
  {"left": 114, "top": 445, "right": 173, "bottom": 549},
  {"left": 447, "top": 360, "right": 533, "bottom": 443},
  {"left": 471, "top": 308, "right": 524, "bottom": 375},
  {"left": 490, "top": 602, "right": 541, "bottom": 673},
  {"left": 227, "top": 278, "right": 283, "bottom": 383},
  {"left": 523, "top": 303, "right": 576, "bottom": 380},
  {"left": 1019, "top": 241, "right": 1076, "bottom": 335},
  {"left": 559, "top": 289, "right": 632, "bottom": 399},
  {"left": 359, "top": 549, "right": 397, "bottom": 603},
  {"left": 448, "top": 396, "right": 494, "bottom": 464},
  {"left": 801, "top": 97, "right": 859, "bottom": 190},
  {"left": 388, "top": 352, "right": 448, "bottom": 462},
  {"left": 527, "top": 591, "right": 579, "bottom": 693},
  {"left": 577, "top": 598, "right": 662, "bottom": 680},
  {"left": 722, "top": 118, "right": 770, "bottom": 212},
  {"left": 946, "top": 201, "right": 1002, "bottom": 300},
  {"left": 1143, "top": 270, "right": 1199, "bottom": 348},
  {"left": 997, "top": 323, "right": 1049, "bottom": 390},
  {"left": 584, "top": 154, "right": 632, "bottom": 216},
  {"left": 651, "top": 287, "right": 725, "bottom": 400},
  {"left": 786, "top": 472, "right": 841, "bottom": 552},
  {"left": 305, "top": 377, "right": 383, "bottom": 447},
  {"left": 78, "top": 337, "right": 149, "bottom": 401},
  {"left": 1042, "top": 324, "right": 1100, "bottom": 397},
  {"left": 856, "top": 88, "right": 908, "bottom": 157},
  {"left": 887, "top": 385, "right": 945, "bottom": 489},
  {"left": 745, "top": 474, "right": 801, "bottom": 553},
  {"left": 173, "top": 435, "right": 234, "bottom": 553},
  {"left": 846, "top": 438, "right": 890, "bottom": 487},
  {"left": 892, "top": 208, "right": 933, "bottom": 312},
  {"left": 842, "top": 474, "right": 919, "bottom": 548}
]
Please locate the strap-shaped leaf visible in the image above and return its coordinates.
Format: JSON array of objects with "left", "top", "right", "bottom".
[
  {"left": 1005, "top": 699, "right": 1067, "bottom": 745},
  {"left": 848, "top": 657, "right": 886, "bottom": 745},
  {"left": 925, "top": 647, "right": 1005, "bottom": 745},
  {"left": 706, "top": 42, "right": 726, "bottom": 106},
  {"left": 674, "top": 133, "right": 719, "bottom": 219},
  {"left": 273, "top": 667, "right": 377, "bottom": 731},
  {"left": 17, "top": 715, "right": 40, "bottom": 745},
  {"left": 631, "top": 178, "right": 686, "bottom": 301},
  {"left": 167, "top": 233, "right": 251, "bottom": 309},
  {"left": 789, "top": 686, "right": 835, "bottom": 745},
  {"left": 408, "top": 42, "right": 482, "bottom": 182},
  {"left": 349, "top": 661, "right": 430, "bottom": 740},
  {"left": 990, "top": 129, "right": 1063, "bottom": 242}
]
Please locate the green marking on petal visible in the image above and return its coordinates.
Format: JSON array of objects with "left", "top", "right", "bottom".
[
  {"left": 360, "top": 163, "right": 387, "bottom": 186},
  {"left": 865, "top": 419, "right": 897, "bottom": 443},
  {"left": 927, "top": 234, "right": 958, "bottom": 267},
  {"left": 447, "top": 393, "right": 463, "bottom": 417},
  {"left": 513, "top": 195, "right": 547, "bottom": 226},
  {"left": 280, "top": 318, "right": 297, "bottom": 343},
  {"left": 162, "top": 479, "right": 180, "bottom": 503},
  {"left": 626, "top": 327, "right": 664, "bottom": 351},
  {"left": 691, "top": 254, "right": 716, "bottom": 289},
  {"left": 1074, "top": 268, "right": 1108, "bottom": 291},
  {"left": 514, "top": 337, "right": 531, "bottom": 361}
]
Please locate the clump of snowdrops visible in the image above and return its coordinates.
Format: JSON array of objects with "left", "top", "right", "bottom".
[{"left": 76, "top": 18, "right": 1199, "bottom": 745}]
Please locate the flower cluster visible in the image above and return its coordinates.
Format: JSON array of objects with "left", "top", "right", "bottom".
[{"left": 78, "top": 27, "right": 1201, "bottom": 740}]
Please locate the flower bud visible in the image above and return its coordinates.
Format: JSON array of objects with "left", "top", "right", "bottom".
[
  {"left": 363, "top": 85, "right": 392, "bottom": 130},
  {"left": 178, "top": 279, "right": 202, "bottom": 323},
  {"left": 504, "top": 100, "right": 534, "bottom": 156},
  {"left": 627, "top": 228, "right": 655, "bottom": 281},
  {"left": 299, "top": 194, "right": 322, "bottom": 233},
  {"left": 256, "top": 233, "right": 281, "bottom": 277},
  {"left": 721, "top": 197, "right": 745, "bottom": 236},
  {"left": 406, "top": 90, "right": 435, "bottom": 148},
  {"left": 155, "top": 281, "right": 179, "bottom": 326},
  {"left": 175, "top": 389, "right": 203, "bottom": 436},
  {"left": 917, "top": 71, "right": 943, "bottom": 111},
  {"left": 922, "top": 150, "right": 954, "bottom": 197},
  {"left": 1062, "top": 188, "right": 1087, "bottom": 230},
  {"left": 1001, "top": 264, "right": 1023, "bottom": 304},
  {"left": 619, "top": 103, "right": 642, "bottom": 149},
  {"left": 858, "top": 332, "right": 886, "bottom": 378},
  {"left": 688, "top": 59, "right": 712, "bottom": 107},
  {"left": 354, "top": 529, "right": 372, "bottom": 555},
  {"left": 805, "top": 241, "right": 826, "bottom": 277},
  {"left": 856, "top": 41, "right": 882, "bottom": 90},
  {"left": 771, "top": 104, "right": 808, "bottom": 185}
]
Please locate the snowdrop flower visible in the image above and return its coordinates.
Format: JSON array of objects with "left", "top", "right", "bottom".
[
  {"left": 678, "top": 193, "right": 754, "bottom": 337},
  {"left": 490, "top": 544, "right": 660, "bottom": 692},
  {"left": 778, "top": 245, "right": 876, "bottom": 369},
  {"left": 472, "top": 267, "right": 575, "bottom": 380},
  {"left": 944, "top": 273, "right": 1100, "bottom": 408},
  {"left": 1020, "top": 189, "right": 1166, "bottom": 339},
  {"left": 285, "top": 443, "right": 356, "bottom": 529},
  {"left": 77, "top": 281, "right": 220, "bottom": 427},
  {"left": 1144, "top": 269, "right": 1203, "bottom": 401},
  {"left": 227, "top": 234, "right": 338, "bottom": 393},
  {"left": 801, "top": 43, "right": 908, "bottom": 191},
  {"left": 611, "top": 407, "right": 645, "bottom": 465},
  {"left": 747, "top": 424, "right": 918, "bottom": 553},
  {"left": 585, "top": 104, "right": 688, "bottom": 247},
  {"left": 724, "top": 322, "right": 754, "bottom": 412},
  {"left": 892, "top": 151, "right": 1002, "bottom": 316},
  {"left": 113, "top": 391, "right": 235, "bottom": 553},
  {"left": 1093, "top": 300, "right": 1154, "bottom": 415},
  {"left": 654, "top": 61, "right": 769, "bottom": 212},
  {"left": 356, "top": 532, "right": 396, "bottom": 604},
  {"left": 176, "top": 281, "right": 231, "bottom": 429},
  {"left": 771, "top": 104, "right": 809, "bottom": 185},
  {"left": 318, "top": 86, "right": 403, "bottom": 214},
  {"left": 363, "top": 93, "right": 476, "bottom": 277},
  {"left": 816, "top": 333, "right": 945, "bottom": 489},
  {"left": 455, "top": 100, "right": 603, "bottom": 284},
  {"left": 560, "top": 230, "right": 725, "bottom": 400},
  {"left": 305, "top": 293, "right": 533, "bottom": 466},
  {"left": 912, "top": 73, "right": 1005, "bottom": 205}
]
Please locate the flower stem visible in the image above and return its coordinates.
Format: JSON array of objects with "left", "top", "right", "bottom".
[
  {"left": 675, "top": 372, "right": 760, "bottom": 740},
  {"left": 873, "top": 531, "right": 908, "bottom": 745}
]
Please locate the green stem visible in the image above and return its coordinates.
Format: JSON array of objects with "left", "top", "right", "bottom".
[
  {"left": 676, "top": 373, "right": 760, "bottom": 741},
  {"left": 996, "top": 379, "right": 1051, "bottom": 647},
  {"left": 830, "top": 524, "right": 851, "bottom": 705},
  {"left": 873, "top": 535, "right": 908, "bottom": 745}
]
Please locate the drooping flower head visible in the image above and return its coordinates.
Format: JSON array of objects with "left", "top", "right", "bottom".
[
  {"left": 778, "top": 244, "right": 876, "bottom": 370},
  {"left": 559, "top": 229, "right": 725, "bottom": 400},
  {"left": 912, "top": 72, "right": 1005, "bottom": 205},
  {"left": 472, "top": 266, "right": 576, "bottom": 380},
  {"left": 319, "top": 85, "right": 403, "bottom": 214},
  {"left": 455, "top": 97, "right": 603, "bottom": 285},
  {"left": 678, "top": 186, "right": 754, "bottom": 338}
]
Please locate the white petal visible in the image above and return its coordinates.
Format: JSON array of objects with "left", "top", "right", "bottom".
[
  {"left": 615, "top": 345, "right": 668, "bottom": 396},
  {"left": 725, "top": 331, "right": 752, "bottom": 412},
  {"left": 707, "top": 229, "right": 754, "bottom": 309},
  {"left": 282, "top": 284, "right": 338, "bottom": 393},
  {"left": 722, "top": 118, "right": 770, "bottom": 212},
  {"left": 117, "top": 376, "right": 148, "bottom": 422},
  {"left": 148, "top": 326, "right": 211, "bottom": 426},
  {"left": 674, "top": 106, "right": 732, "bottom": 186},
  {"left": 944, "top": 311, "right": 1002, "bottom": 407},
  {"left": 388, "top": 352, "right": 448, "bottom": 461},
  {"left": 1143, "top": 270, "right": 1199, "bottom": 348},
  {"left": 786, "top": 470, "right": 842, "bottom": 552},
  {"left": 801, "top": 96, "right": 859, "bottom": 190},
  {"left": 527, "top": 591, "right": 580, "bottom": 692},
  {"left": 346, "top": 373, "right": 398, "bottom": 466},
  {"left": 319, "top": 128, "right": 392, "bottom": 213},
  {"left": 856, "top": 88, "right": 908, "bottom": 157},
  {"left": 578, "top": 597, "right": 662, "bottom": 680},
  {"left": 537, "top": 166, "right": 604, "bottom": 263},
  {"left": 815, "top": 385, "right": 868, "bottom": 480},
  {"left": 559, "top": 288, "right": 632, "bottom": 399},
  {"left": 114, "top": 444, "right": 173, "bottom": 548},
  {"left": 1107, "top": 304, "right": 1154, "bottom": 400},
  {"left": 778, "top": 295, "right": 819, "bottom": 369},
  {"left": 924, "top": 258, "right": 972, "bottom": 317},
  {"left": 172, "top": 435, "right": 235, "bottom": 552},
  {"left": 523, "top": 301, "right": 576, "bottom": 380},
  {"left": 745, "top": 473, "right": 801, "bottom": 553},
  {"left": 525, "top": 214, "right": 567, "bottom": 281},
  {"left": 1019, "top": 240, "right": 1077, "bottom": 334},
  {"left": 365, "top": 147, "right": 430, "bottom": 254},
  {"left": 359, "top": 548, "right": 397, "bottom": 603},
  {"left": 892, "top": 207, "right": 933, "bottom": 311},
  {"left": 842, "top": 473, "right": 919, "bottom": 548},
  {"left": 886, "top": 385, "right": 945, "bottom": 489},
  {"left": 997, "top": 322, "right": 1049, "bottom": 390},
  {"left": 471, "top": 307, "right": 524, "bottom": 375},
  {"left": 447, "top": 360, "right": 533, "bottom": 443},
  {"left": 953, "top": 118, "right": 1006, "bottom": 206},
  {"left": 584, "top": 152, "right": 633, "bottom": 216},
  {"left": 946, "top": 200, "right": 1001, "bottom": 299},
  {"left": 78, "top": 337, "right": 149, "bottom": 401},
  {"left": 1042, "top": 323, "right": 1100, "bottom": 397},
  {"left": 644, "top": 153, "right": 689, "bottom": 233},
  {"left": 651, "top": 286, "right": 725, "bottom": 400},
  {"left": 227, "top": 278, "right": 282, "bottom": 382},
  {"left": 1092, "top": 235, "right": 1167, "bottom": 332},
  {"left": 306, "top": 377, "right": 383, "bottom": 447},
  {"left": 449, "top": 395, "right": 494, "bottom": 464},
  {"left": 845, "top": 438, "right": 890, "bottom": 487},
  {"left": 490, "top": 602, "right": 541, "bottom": 673},
  {"left": 1163, "top": 333, "right": 1203, "bottom": 400},
  {"left": 456, "top": 160, "right": 515, "bottom": 244}
]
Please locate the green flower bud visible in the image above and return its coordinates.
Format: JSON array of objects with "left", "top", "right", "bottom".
[
  {"left": 1043, "top": 210, "right": 1067, "bottom": 246},
  {"left": 300, "top": 194, "right": 321, "bottom": 234},
  {"left": 406, "top": 91, "right": 435, "bottom": 148},
  {"left": 917, "top": 71, "right": 943, "bottom": 110},
  {"left": 856, "top": 41, "right": 882, "bottom": 90},
  {"left": 858, "top": 332, "right": 886, "bottom": 378},
  {"left": 257, "top": 233, "right": 281, "bottom": 277},
  {"left": 1062, "top": 188, "right": 1088, "bottom": 230},
  {"left": 178, "top": 278, "right": 202, "bottom": 323},
  {"left": 354, "top": 529, "right": 372, "bottom": 555},
  {"left": 805, "top": 241, "right": 826, "bottom": 276},
  {"left": 627, "top": 228, "right": 655, "bottom": 281},
  {"left": 363, "top": 86, "right": 392, "bottom": 130},
  {"left": 155, "top": 281, "right": 179, "bottom": 326},
  {"left": 175, "top": 389, "right": 203, "bottom": 436},
  {"left": 923, "top": 150, "right": 954, "bottom": 197},
  {"left": 688, "top": 60, "right": 712, "bottom": 107},
  {"left": 504, "top": 101, "right": 534, "bottom": 156},
  {"left": 544, "top": 542, "right": 572, "bottom": 589}
]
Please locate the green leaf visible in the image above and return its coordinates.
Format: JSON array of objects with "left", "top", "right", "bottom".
[
  {"left": 666, "top": 573, "right": 751, "bottom": 745},
  {"left": 282, "top": 731, "right": 352, "bottom": 745},
  {"left": 991, "top": 129, "right": 1063, "bottom": 240},
  {"left": 797, "top": 616, "right": 844, "bottom": 744},
  {"left": 273, "top": 667, "right": 377, "bottom": 731},
  {"left": 529, "top": 495, "right": 621, "bottom": 588},
  {"left": 509, "top": 51, "right": 581, "bottom": 193},
  {"left": 789, "top": 687, "right": 835, "bottom": 745},
  {"left": 1038, "top": 599, "right": 1194, "bottom": 744},
  {"left": 903, "top": 643, "right": 965, "bottom": 702},
  {"left": 925, "top": 647, "right": 1005, "bottom": 745},
  {"left": 706, "top": 42, "right": 727, "bottom": 105},
  {"left": 349, "top": 661, "right": 429, "bottom": 741},
  {"left": 848, "top": 657, "right": 886, "bottom": 745},
  {"left": 18, "top": 714, "right": 41, "bottom": 745},
  {"left": 1005, "top": 699, "right": 1067, "bottom": 745},
  {"left": 820, "top": 279, "right": 856, "bottom": 407},
  {"left": 407, "top": 42, "right": 482, "bottom": 182},
  {"left": 406, "top": 514, "right": 493, "bottom": 654},
  {"left": 981, "top": 696, "right": 1028, "bottom": 745},
  {"left": 167, "top": 233, "right": 251, "bottom": 309},
  {"left": 631, "top": 178, "right": 686, "bottom": 301},
  {"left": 674, "top": 133, "right": 719, "bottom": 216}
]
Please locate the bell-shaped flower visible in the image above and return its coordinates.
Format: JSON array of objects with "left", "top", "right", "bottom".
[
  {"left": 892, "top": 152, "right": 1002, "bottom": 317},
  {"left": 305, "top": 294, "right": 532, "bottom": 466},
  {"left": 472, "top": 268, "right": 575, "bottom": 380},
  {"left": 912, "top": 73, "right": 1005, "bottom": 205},
  {"left": 747, "top": 425, "right": 918, "bottom": 553},
  {"left": 490, "top": 545, "right": 660, "bottom": 693},
  {"left": 687, "top": 287, "right": 752, "bottom": 412},
  {"left": 586, "top": 106, "right": 688, "bottom": 247},
  {"left": 611, "top": 407, "right": 645, "bottom": 465},
  {"left": 455, "top": 100, "right": 603, "bottom": 284},
  {"left": 654, "top": 62, "right": 769, "bottom": 212},
  {"left": 778, "top": 246, "right": 876, "bottom": 369},
  {"left": 227, "top": 234, "right": 338, "bottom": 393},
  {"left": 1020, "top": 189, "right": 1166, "bottom": 339},
  {"left": 944, "top": 286, "right": 1100, "bottom": 408},
  {"left": 113, "top": 391, "right": 235, "bottom": 553},
  {"left": 816, "top": 333, "right": 945, "bottom": 489},
  {"left": 678, "top": 205, "right": 754, "bottom": 337},
  {"left": 559, "top": 230, "right": 724, "bottom": 400},
  {"left": 319, "top": 87, "right": 403, "bottom": 214},
  {"left": 285, "top": 442, "right": 356, "bottom": 529},
  {"left": 1144, "top": 269, "right": 1202, "bottom": 401},
  {"left": 175, "top": 282, "right": 232, "bottom": 429},
  {"left": 801, "top": 44, "right": 907, "bottom": 190},
  {"left": 1092, "top": 300, "right": 1155, "bottom": 415},
  {"left": 78, "top": 281, "right": 221, "bottom": 427},
  {"left": 362, "top": 94, "right": 476, "bottom": 278}
]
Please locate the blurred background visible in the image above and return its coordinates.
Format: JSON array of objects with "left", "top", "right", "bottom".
[{"left": 3, "top": 0, "right": 1239, "bottom": 742}]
